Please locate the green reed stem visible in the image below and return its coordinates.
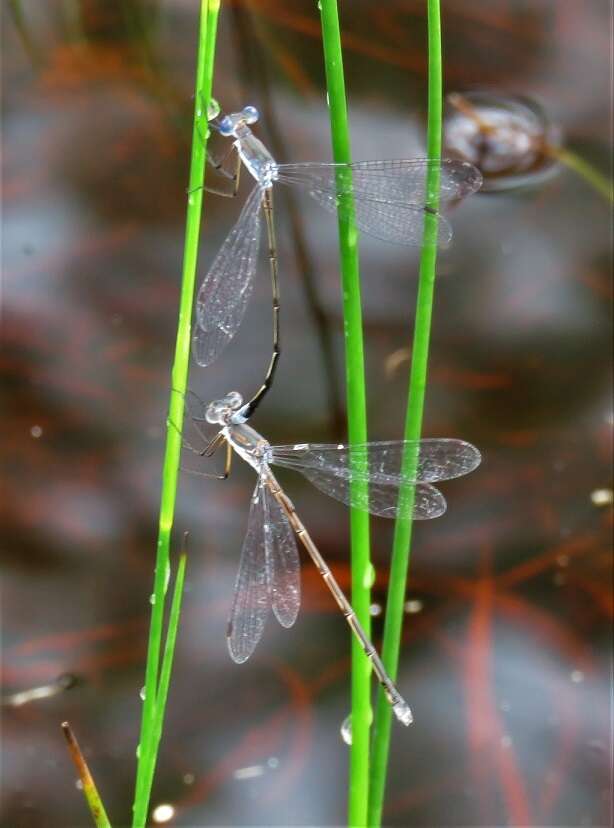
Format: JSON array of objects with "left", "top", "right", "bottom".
[
  {"left": 137, "top": 553, "right": 187, "bottom": 809},
  {"left": 318, "top": 3, "right": 371, "bottom": 826},
  {"left": 552, "top": 146, "right": 614, "bottom": 202},
  {"left": 131, "top": 3, "right": 219, "bottom": 826},
  {"left": 368, "top": 0, "right": 442, "bottom": 824}
]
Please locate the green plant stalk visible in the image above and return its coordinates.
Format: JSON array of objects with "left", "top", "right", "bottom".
[
  {"left": 138, "top": 553, "right": 188, "bottom": 807},
  {"left": 131, "top": 2, "right": 220, "bottom": 826},
  {"left": 551, "top": 146, "right": 613, "bottom": 202},
  {"left": 62, "top": 722, "right": 112, "bottom": 828},
  {"left": 367, "top": 0, "right": 442, "bottom": 825},
  {"left": 318, "top": 2, "right": 371, "bottom": 826}
]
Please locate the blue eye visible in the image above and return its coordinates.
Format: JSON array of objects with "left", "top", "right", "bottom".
[
  {"left": 242, "top": 105, "right": 259, "bottom": 124},
  {"left": 226, "top": 391, "right": 243, "bottom": 409},
  {"left": 217, "top": 116, "right": 234, "bottom": 136}
]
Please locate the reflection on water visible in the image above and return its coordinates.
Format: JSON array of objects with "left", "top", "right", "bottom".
[
  {"left": 2, "top": 1, "right": 611, "bottom": 826},
  {"left": 443, "top": 90, "right": 561, "bottom": 191}
]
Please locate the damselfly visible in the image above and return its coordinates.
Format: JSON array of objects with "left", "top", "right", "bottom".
[
  {"left": 183, "top": 391, "right": 481, "bottom": 725},
  {"left": 193, "top": 105, "right": 483, "bottom": 418}
]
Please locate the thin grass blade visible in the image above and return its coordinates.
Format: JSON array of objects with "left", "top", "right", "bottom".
[
  {"left": 138, "top": 552, "right": 188, "bottom": 813},
  {"left": 318, "top": 2, "right": 372, "bottom": 825},
  {"left": 61, "top": 722, "right": 112, "bottom": 828},
  {"left": 368, "top": 0, "right": 445, "bottom": 823},
  {"left": 131, "top": 2, "right": 220, "bottom": 826}
]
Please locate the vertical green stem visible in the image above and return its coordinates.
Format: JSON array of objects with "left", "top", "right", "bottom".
[
  {"left": 318, "top": 3, "right": 371, "bottom": 826},
  {"left": 137, "top": 553, "right": 188, "bottom": 809},
  {"left": 131, "top": 3, "right": 220, "bottom": 826},
  {"left": 367, "top": 1, "right": 442, "bottom": 825}
]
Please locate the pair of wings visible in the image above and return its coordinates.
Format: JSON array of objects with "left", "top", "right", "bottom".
[
  {"left": 270, "top": 437, "right": 481, "bottom": 519},
  {"left": 227, "top": 478, "right": 300, "bottom": 664},
  {"left": 227, "top": 438, "right": 481, "bottom": 663},
  {"left": 192, "top": 158, "right": 482, "bottom": 367}
]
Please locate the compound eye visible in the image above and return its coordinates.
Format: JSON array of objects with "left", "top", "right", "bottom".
[
  {"left": 242, "top": 105, "right": 259, "bottom": 124},
  {"left": 217, "top": 115, "right": 234, "bottom": 136},
  {"left": 225, "top": 391, "right": 243, "bottom": 409}
]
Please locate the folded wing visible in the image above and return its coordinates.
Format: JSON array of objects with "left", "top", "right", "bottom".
[
  {"left": 227, "top": 481, "right": 270, "bottom": 663},
  {"left": 262, "top": 480, "right": 301, "bottom": 629},
  {"left": 193, "top": 184, "right": 263, "bottom": 367}
]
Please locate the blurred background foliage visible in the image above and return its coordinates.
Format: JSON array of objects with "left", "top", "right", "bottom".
[{"left": 1, "top": 1, "right": 611, "bottom": 826}]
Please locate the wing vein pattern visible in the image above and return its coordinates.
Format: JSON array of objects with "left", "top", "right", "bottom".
[
  {"left": 271, "top": 439, "right": 481, "bottom": 519},
  {"left": 193, "top": 184, "right": 264, "bottom": 366}
]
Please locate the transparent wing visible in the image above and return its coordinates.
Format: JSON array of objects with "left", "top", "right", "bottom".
[
  {"left": 193, "top": 184, "right": 263, "bottom": 367},
  {"left": 270, "top": 439, "right": 481, "bottom": 519},
  {"left": 276, "top": 159, "right": 483, "bottom": 203},
  {"left": 262, "top": 481, "right": 301, "bottom": 628},
  {"left": 276, "top": 159, "right": 482, "bottom": 247},
  {"left": 227, "top": 481, "right": 270, "bottom": 663}
]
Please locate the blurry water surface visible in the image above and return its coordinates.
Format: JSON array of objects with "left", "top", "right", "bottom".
[{"left": 1, "top": 1, "right": 611, "bottom": 826}]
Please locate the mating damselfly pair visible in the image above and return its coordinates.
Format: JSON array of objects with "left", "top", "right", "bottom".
[{"left": 186, "top": 104, "right": 483, "bottom": 725}]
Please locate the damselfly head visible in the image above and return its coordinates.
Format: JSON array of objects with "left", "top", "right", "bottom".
[
  {"left": 216, "top": 115, "right": 235, "bottom": 137},
  {"left": 205, "top": 391, "right": 244, "bottom": 425},
  {"left": 242, "top": 105, "right": 259, "bottom": 124},
  {"left": 215, "top": 106, "right": 259, "bottom": 137}
]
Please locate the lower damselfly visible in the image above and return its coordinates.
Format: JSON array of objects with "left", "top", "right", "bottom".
[{"left": 181, "top": 391, "right": 481, "bottom": 725}]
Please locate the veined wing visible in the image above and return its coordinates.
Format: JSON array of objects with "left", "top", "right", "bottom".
[
  {"left": 275, "top": 159, "right": 482, "bottom": 247},
  {"left": 261, "top": 478, "right": 301, "bottom": 628},
  {"left": 276, "top": 160, "right": 483, "bottom": 204},
  {"left": 270, "top": 439, "right": 481, "bottom": 519},
  {"left": 193, "top": 184, "right": 263, "bottom": 367},
  {"left": 227, "top": 481, "right": 270, "bottom": 663}
]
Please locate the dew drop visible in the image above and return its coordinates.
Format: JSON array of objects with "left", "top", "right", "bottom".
[
  {"left": 590, "top": 488, "right": 613, "bottom": 506},
  {"left": 571, "top": 669, "right": 585, "bottom": 684},
  {"left": 152, "top": 803, "right": 175, "bottom": 823},
  {"left": 404, "top": 599, "right": 423, "bottom": 614},
  {"left": 500, "top": 734, "right": 513, "bottom": 749},
  {"left": 139, "top": 686, "right": 146, "bottom": 701},
  {"left": 369, "top": 603, "right": 382, "bottom": 617},
  {"left": 163, "top": 563, "right": 171, "bottom": 595},
  {"left": 149, "top": 594, "right": 156, "bottom": 605},
  {"left": 30, "top": 425, "right": 43, "bottom": 438},
  {"left": 75, "top": 779, "right": 84, "bottom": 790},
  {"left": 136, "top": 744, "right": 141, "bottom": 759},
  {"left": 207, "top": 98, "right": 221, "bottom": 120},
  {"left": 363, "top": 563, "right": 376, "bottom": 589},
  {"left": 340, "top": 713, "right": 352, "bottom": 745}
]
